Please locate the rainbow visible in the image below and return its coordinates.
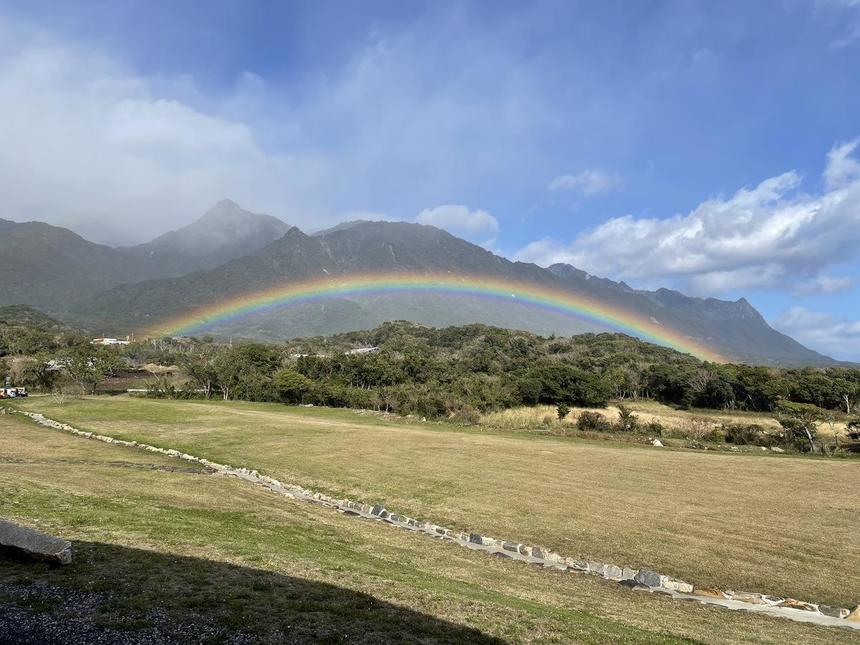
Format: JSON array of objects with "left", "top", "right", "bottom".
[{"left": 147, "top": 272, "right": 725, "bottom": 362}]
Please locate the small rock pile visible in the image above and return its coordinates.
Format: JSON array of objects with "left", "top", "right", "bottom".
[{"left": 15, "top": 409, "right": 860, "bottom": 631}]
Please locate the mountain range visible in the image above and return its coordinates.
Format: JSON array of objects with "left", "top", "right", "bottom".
[{"left": 0, "top": 200, "right": 840, "bottom": 366}]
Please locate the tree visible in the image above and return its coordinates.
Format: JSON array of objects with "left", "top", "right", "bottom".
[
  {"left": 180, "top": 352, "right": 219, "bottom": 399},
  {"left": 213, "top": 344, "right": 281, "bottom": 401},
  {"left": 776, "top": 401, "right": 823, "bottom": 453},
  {"left": 686, "top": 368, "right": 712, "bottom": 402},
  {"left": 61, "top": 345, "right": 123, "bottom": 395},
  {"left": 647, "top": 364, "right": 697, "bottom": 407},
  {"left": 526, "top": 362, "right": 611, "bottom": 407},
  {"left": 835, "top": 379, "right": 859, "bottom": 415},
  {"left": 606, "top": 366, "right": 637, "bottom": 400},
  {"left": 0, "top": 325, "right": 56, "bottom": 356},
  {"left": 516, "top": 376, "right": 543, "bottom": 405},
  {"left": 275, "top": 369, "right": 313, "bottom": 404},
  {"left": 16, "top": 355, "right": 59, "bottom": 391},
  {"left": 557, "top": 403, "right": 570, "bottom": 420}
]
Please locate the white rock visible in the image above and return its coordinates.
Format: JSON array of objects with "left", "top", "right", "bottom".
[{"left": 662, "top": 578, "right": 694, "bottom": 593}]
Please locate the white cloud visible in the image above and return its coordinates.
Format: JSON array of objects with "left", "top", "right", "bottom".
[
  {"left": 773, "top": 307, "right": 860, "bottom": 362},
  {"left": 548, "top": 168, "right": 621, "bottom": 196},
  {"left": 514, "top": 237, "right": 571, "bottom": 266},
  {"left": 415, "top": 204, "right": 500, "bottom": 243},
  {"left": 0, "top": 15, "right": 554, "bottom": 243},
  {"left": 792, "top": 275, "right": 855, "bottom": 295},
  {"left": 0, "top": 28, "right": 324, "bottom": 244},
  {"left": 824, "top": 138, "right": 860, "bottom": 189},
  {"left": 517, "top": 140, "right": 860, "bottom": 295}
]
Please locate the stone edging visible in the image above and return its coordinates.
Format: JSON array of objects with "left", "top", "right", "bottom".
[{"left": 14, "top": 409, "right": 860, "bottom": 631}]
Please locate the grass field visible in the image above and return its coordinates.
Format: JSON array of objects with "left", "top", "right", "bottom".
[
  {"left": 8, "top": 396, "right": 859, "bottom": 612},
  {"left": 2, "top": 408, "right": 858, "bottom": 643}
]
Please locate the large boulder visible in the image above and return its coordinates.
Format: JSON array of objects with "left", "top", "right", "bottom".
[
  {"left": 633, "top": 569, "right": 664, "bottom": 588},
  {"left": 0, "top": 519, "right": 72, "bottom": 566}
]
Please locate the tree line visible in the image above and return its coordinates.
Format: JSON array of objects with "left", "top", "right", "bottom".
[{"left": 2, "top": 320, "right": 859, "bottom": 424}]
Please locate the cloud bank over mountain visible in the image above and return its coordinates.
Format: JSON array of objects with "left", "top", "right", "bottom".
[
  {"left": 0, "top": 13, "right": 552, "bottom": 244},
  {"left": 0, "top": 19, "right": 315, "bottom": 244},
  {"left": 416, "top": 205, "right": 499, "bottom": 247}
]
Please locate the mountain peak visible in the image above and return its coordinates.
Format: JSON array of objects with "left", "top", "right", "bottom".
[
  {"left": 547, "top": 263, "right": 588, "bottom": 280},
  {"left": 172, "top": 200, "right": 288, "bottom": 239},
  {"left": 121, "top": 201, "right": 290, "bottom": 277},
  {"left": 200, "top": 199, "right": 249, "bottom": 222},
  {"left": 214, "top": 198, "right": 240, "bottom": 209}
]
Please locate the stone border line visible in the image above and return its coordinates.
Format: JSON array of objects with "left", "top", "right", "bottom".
[{"left": 14, "top": 409, "right": 860, "bottom": 631}]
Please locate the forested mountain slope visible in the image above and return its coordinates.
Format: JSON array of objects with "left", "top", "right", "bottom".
[{"left": 69, "top": 220, "right": 836, "bottom": 365}]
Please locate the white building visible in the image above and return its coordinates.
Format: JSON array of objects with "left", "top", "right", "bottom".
[{"left": 91, "top": 336, "right": 131, "bottom": 346}]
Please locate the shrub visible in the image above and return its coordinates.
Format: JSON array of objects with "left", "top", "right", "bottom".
[
  {"left": 678, "top": 417, "right": 714, "bottom": 441},
  {"left": 557, "top": 403, "right": 570, "bottom": 420},
  {"left": 144, "top": 375, "right": 176, "bottom": 399},
  {"left": 643, "top": 421, "right": 664, "bottom": 436},
  {"left": 577, "top": 410, "right": 611, "bottom": 432},
  {"left": 449, "top": 405, "right": 482, "bottom": 426},
  {"left": 723, "top": 423, "right": 769, "bottom": 446}
]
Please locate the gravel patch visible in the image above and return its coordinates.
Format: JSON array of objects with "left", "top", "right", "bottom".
[{"left": 0, "top": 583, "right": 254, "bottom": 645}]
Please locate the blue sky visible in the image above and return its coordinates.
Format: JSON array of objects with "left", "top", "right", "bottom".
[{"left": 1, "top": 0, "right": 859, "bottom": 359}]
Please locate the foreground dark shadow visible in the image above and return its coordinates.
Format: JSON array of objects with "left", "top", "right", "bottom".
[{"left": 0, "top": 540, "right": 505, "bottom": 644}]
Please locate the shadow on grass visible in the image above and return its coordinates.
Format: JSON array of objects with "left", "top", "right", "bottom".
[{"left": 0, "top": 540, "right": 505, "bottom": 644}]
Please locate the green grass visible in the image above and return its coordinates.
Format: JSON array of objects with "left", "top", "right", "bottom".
[
  {"left": 8, "top": 396, "right": 860, "bottom": 611},
  {"left": 2, "top": 411, "right": 858, "bottom": 643}
]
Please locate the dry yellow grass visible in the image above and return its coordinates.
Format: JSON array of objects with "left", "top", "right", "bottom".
[
  {"left": 12, "top": 396, "right": 860, "bottom": 611},
  {"left": 2, "top": 410, "right": 858, "bottom": 643},
  {"left": 482, "top": 400, "right": 852, "bottom": 439}
]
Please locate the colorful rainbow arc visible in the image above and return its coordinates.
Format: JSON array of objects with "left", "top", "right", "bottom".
[{"left": 147, "top": 272, "right": 726, "bottom": 362}]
